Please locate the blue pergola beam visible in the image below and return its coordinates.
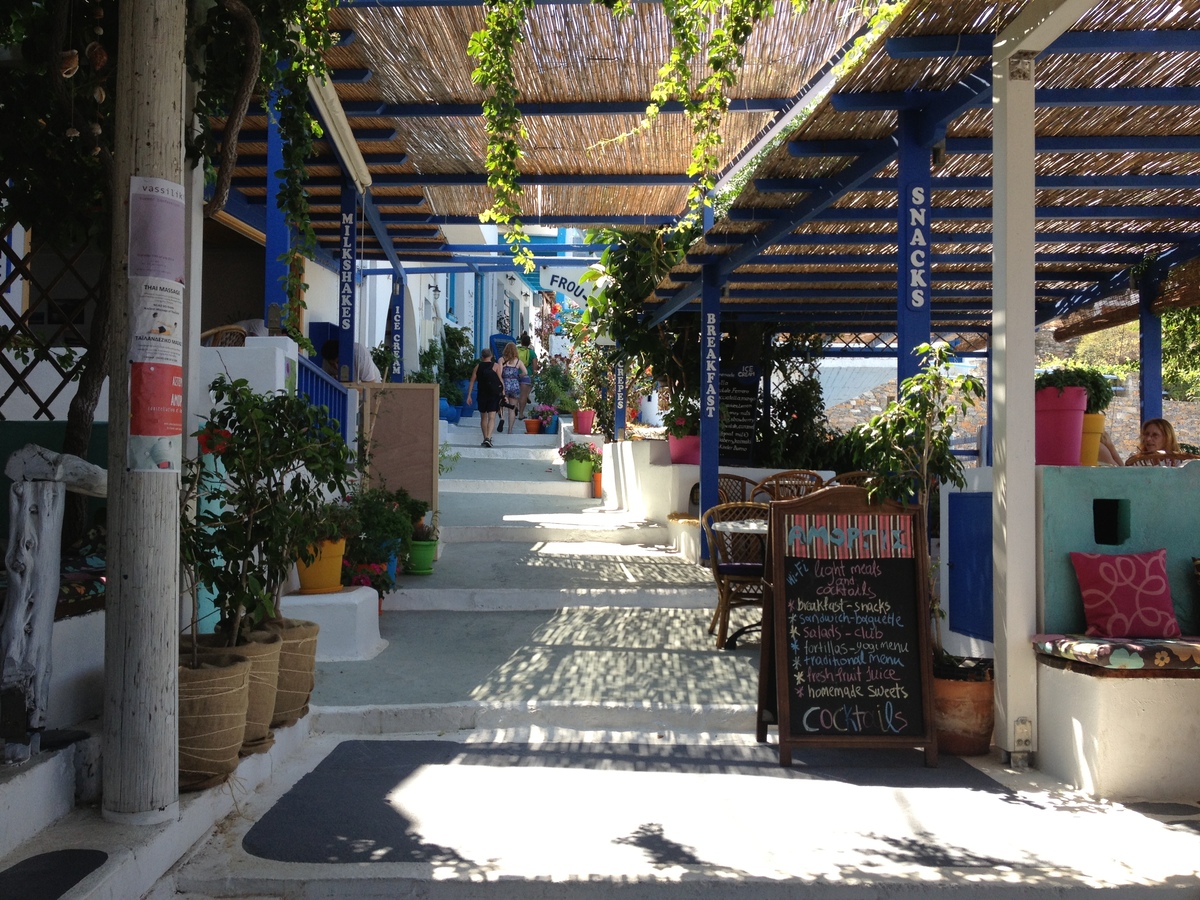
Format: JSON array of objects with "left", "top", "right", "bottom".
[
  {"left": 755, "top": 174, "right": 1200, "bottom": 193},
  {"left": 340, "top": 98, "right": 788, "bottom": 117},
  {"left": 298, "top": 173, "right": 695, "bottom": 187},
  {"left": 790, "top": 135, "right": 1200, "bottom": 158},
  {"left": 887, "top": 30, "right": 1200, "bottom": 60},
  {"left": 831, "top": 85, "right": 1200, "bottom": 113},
  {"left": 703, "top": 229, "right": 1200, "bottom": 246},
  {"left": 727, "top": 204, "right": 1200, "bottom": 224},
  {"left": 687, "top": 251, "right": 1143, "bottom": 266}
]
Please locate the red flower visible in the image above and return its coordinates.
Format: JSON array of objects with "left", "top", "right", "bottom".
[{"left": 197, "top": 427, "right": 232, "bottom": 456}]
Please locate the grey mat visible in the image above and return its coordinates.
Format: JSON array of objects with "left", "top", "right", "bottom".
[
  {"left": 243, "top": 740, "right": 1010, "bottom": 865},
  {"left": 0, "top": 849, "right": 107, "bottom": 900}
]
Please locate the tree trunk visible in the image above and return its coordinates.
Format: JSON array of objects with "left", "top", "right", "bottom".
[{"left": 61, "top": 261, "right": 112, "bottom": 546}]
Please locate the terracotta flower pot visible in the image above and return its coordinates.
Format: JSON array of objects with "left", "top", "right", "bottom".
[
  {"left": 592, "top": 470, "right": 603, "bottom": 499},
  {"left": 524, "top": 418, "right": 543, "bottom": 434},
  {"left": 933, "top": 676, "right": 994, "bottom": 756}
]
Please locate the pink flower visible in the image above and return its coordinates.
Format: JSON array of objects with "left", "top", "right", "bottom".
[{"left": 675, "top": 417, "right": 687, "bottom": 426}]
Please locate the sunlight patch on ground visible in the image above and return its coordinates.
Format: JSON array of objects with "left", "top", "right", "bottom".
[
  {"left": 501, "top": 510, "right": 644, "bottom": 526},
  {"left": 533, "top": 541, "right": 683, "bottom": 558}
]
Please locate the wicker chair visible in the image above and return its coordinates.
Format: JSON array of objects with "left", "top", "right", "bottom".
[
  {"left": 716, "top": 473, "right": 757, "bottom": 504},
  {"left": 1124, "top": 451, "right": 1200, "bottom": 467},
  {"left": 825, "top": 470, "right": 876, "bottom": 488},
  {"left": 700, "top": 501, "right": 770, "bottom": 650},
  {"left": 750, "top": 469, "right": 825, "bottom": 502},
  {"left": 200, "top": 324, "right": 248, "bottom": 347}
]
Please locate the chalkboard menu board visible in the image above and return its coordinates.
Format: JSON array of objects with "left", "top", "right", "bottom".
[
  {"left": 718, "top": 366, "right": 759, "bottom": 464},
  {"left": 761, "top": 487, "right": 937, "bottom": 766}
]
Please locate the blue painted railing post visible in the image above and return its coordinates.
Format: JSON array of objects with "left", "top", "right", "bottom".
[
  {"left": 1139, "top": 271, "right": 1163, "bottom": 423},
  {"left": 897, "top": 110, "right": 934, "bottom": 385},
  {"left": 700, "top": 264, "right": 721, "bottom": 554},
  {"left": 264, "top": 92, "right": 288, "bottom": 331},
  {"left": 338, "top": 177, "right": 358, "bottom": 382}
]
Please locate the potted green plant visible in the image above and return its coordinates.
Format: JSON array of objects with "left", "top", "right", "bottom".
[
  {"left": 184, "top": 374, "right": 356, "bottom": 732},
  {"left": 1033, "top": 366, "right": 1113, "bottom": 466},
  {"left": 342, "top": 485, "right": 416, "bottom": 598},
  {"left": 665, "top": 391, "right": 701, "bottom": 463},
  {"left": 407, "top": 510, "right": 440, "bottom": 576},
  {"left": 295, "top": 499, "right": 360, "bottom": 595},
  {"left": 845, "top": 342, "right": 993, "bottom": 755},
  {"left": 560, "top": 440, "right": 602, "bottom": 482}
]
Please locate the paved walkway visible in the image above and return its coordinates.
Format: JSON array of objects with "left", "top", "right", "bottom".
[{"left": 5, "top": 420, "right": 1200, "bottom": 897}]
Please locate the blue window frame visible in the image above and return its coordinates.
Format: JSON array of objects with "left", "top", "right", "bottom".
[{"left": 446, "top": 276, "right": 457, "bottom": 322}]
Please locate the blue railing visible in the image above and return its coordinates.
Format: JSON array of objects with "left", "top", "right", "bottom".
[{"left": 297, "top": 354, "right": 349, "bottom": 444}]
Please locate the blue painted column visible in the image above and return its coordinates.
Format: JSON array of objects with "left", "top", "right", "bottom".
[
  {"left": 1138, "top": 272, "right": 1163, "bottom": 423},
  {"left": 613, "top": 355, "right": 627, "bottom": 440},
  {"left": 699, "top": 264, "right": 721, "bottom": 535},
  {"left": 388, "top": 272, "right": 405, "bottom": 382},
  {"left": 896, "top": 110, "right": 933, "bottom": 385},
  {"left": 264, "top": 94, "right": 288, "bottom": 330},
  {"left": 337, "top": 177, "right": 358, "bottom": 381}
]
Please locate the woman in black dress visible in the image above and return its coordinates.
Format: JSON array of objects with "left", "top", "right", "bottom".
[{"left": 467, "top": 347, "right": 503, "bottom": 447}]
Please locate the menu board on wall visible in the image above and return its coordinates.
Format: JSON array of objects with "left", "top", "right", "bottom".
[
  {"left": 762, "top": 487, "right": 937, "bottom": 767},
  {"left": 718, "top": 365, "right": 759, "bottom": 464}
]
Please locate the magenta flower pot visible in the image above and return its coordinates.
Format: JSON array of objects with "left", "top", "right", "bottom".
[
  {"left": 1035, "top": 386, "right": 1087, "bottom": 466},
  {"left": 668, "top": 434, "right": 700, "bottom": 465}
]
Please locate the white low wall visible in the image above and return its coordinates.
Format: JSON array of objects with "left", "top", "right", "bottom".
[
  {"left": 47, "top": 611, "right": 105, "bottom": 729},
  {"left": 278, "top": 586, "right": 387, "bottom": 662},
  {"left": 1037, "top": 660, "right": 1200, "bottom": 800}
]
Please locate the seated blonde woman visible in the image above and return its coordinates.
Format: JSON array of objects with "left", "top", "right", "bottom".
[{"left": 1098, "top": 418, "right": 1180, "bottom": 466}]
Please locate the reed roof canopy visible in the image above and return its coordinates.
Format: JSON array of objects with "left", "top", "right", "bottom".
[{"left": 213, "top": 0, "right": 1200, "bottom": 342}]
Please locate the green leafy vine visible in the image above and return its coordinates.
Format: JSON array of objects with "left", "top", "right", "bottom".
[{"left": 470, "top": 0, "right": 889, "bottom": 259}]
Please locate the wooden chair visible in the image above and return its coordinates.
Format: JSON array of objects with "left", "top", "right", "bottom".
[
  {"left": 750, "top": 469, "right": 825, "bottom": 502},
  {"left": 825, "top": 470, "right": 876, "bottom": 488},
  {"left": 716, "top": 473, "right": 756, "bottom": 504},
  {"left": 700, "top": 501, "right": 770, "bottom": 650},
  {"left": 200, "top": 324, "right": 248, "bottom": 347},
  {"left": 1124, "top": 451, "right": 1200, "bottom": 467}
]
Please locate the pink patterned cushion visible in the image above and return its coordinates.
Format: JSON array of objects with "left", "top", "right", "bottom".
[{"left": 1069, "top": 549, "right": 1181, "bottom": 639}]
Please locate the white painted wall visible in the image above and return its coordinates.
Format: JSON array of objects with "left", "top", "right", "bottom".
[
  {"left": 0, "top": 353, "right": 110, "bottom": 421},
  {"left": 304, "top": 260, "right": 339, "bottom": 325},
  {"left": 1038, "top": 661, "right": 1200, "bottom": 801},
  {"left": 47, "top": 611, "right": 105, "bottom": 728}
]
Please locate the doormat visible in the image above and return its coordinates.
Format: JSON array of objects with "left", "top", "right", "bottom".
[
  {"left": 0, "top": 849, "right": 107, "bottom": 900},
  {"left": 243, "top": 740, "right": 1008, "bottom": 865}
]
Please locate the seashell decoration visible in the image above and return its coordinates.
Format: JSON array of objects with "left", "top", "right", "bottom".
[
  {"left": 86, "top": 42, "right": 107, "bottom": 71},
  {"left": 60, "top": 49, "right": 79, "bottom": 78}
]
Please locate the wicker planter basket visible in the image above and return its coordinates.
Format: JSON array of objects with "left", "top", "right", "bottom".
[
  {"left": 178, "top": 654, "right": 251, "bottom": 792},
  {"left": 263, "top": 618, "right": 320, "bottom": 728}
]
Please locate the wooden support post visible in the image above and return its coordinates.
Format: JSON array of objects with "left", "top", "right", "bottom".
[{"left": 103, "top": 0, "right": 186, "bottom": 824}]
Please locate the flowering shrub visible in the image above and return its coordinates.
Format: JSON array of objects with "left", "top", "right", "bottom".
[
  {"left": 665, "top": 393, "right": 700, "bottom": 438},
  {"left": 559, "top": 440, "right": 602, "bottom": 469},
  {"left": 532, "top": 404, "right": 556, "bottom": 427}
]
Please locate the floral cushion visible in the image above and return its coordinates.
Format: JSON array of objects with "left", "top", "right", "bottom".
[
  {"left": 1068, "top": 548, "right": 1181, "bottom": 638},
  {"left": 1032, "top": 634, "right": 1200, "bottom": 671}
]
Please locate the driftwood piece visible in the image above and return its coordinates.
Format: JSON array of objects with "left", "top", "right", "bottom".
[
  {"left": 5, "top": 443, "right": 107, "bottom": 497},
  {"left": 2, "top": 480, "right": 65, "bottom": 764},
  {"left": 2, "top": 444, "right": 106, "bottom": 764}
]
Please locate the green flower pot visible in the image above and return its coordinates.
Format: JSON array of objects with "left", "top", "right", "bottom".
[
  {"left": 407, "top": 540, "right": 438, "bottom": 575},
  {"left": 565, "top": 458, "right": 594, "bottom": 482}
]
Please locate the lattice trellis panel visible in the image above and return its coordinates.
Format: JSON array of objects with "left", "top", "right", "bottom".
[{"left": 0, "top": 221, "right": 99, "bottom": 421}]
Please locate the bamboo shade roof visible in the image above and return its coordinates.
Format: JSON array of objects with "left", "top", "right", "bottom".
[
  {"left": 650, "top": 0, "right": 1200, "bottom": 342},
  {"left": 210, "top": 0, "right": 1200, "bottom": 341}
]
